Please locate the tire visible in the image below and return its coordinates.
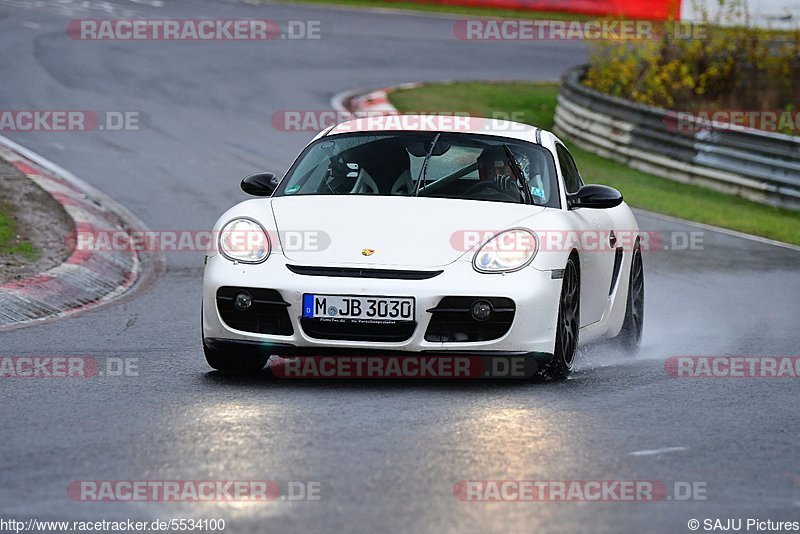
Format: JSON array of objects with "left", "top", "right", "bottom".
[
  {"left": 201, "top": 308, "right": 269, "bottom": 374},
  {"left": 542, "top": 255, "right": 580, "bottom": 379},
  {"left": 203, "top": 339, "right": 269, "bottom": 374},
  {"left": 613, "top": 244, "right": 644, "bottom": 353}
]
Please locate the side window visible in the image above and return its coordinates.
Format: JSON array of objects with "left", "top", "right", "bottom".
[{"left": 556, "top": 144, "right": 584, "bottom": 194}]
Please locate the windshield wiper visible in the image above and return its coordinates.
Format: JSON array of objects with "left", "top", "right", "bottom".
[
  {"left": 503, "top": 144, "right": 534, "bottom": 205},
  {"left": 414, "top": 133, "right": 440, "bottom": 196}
]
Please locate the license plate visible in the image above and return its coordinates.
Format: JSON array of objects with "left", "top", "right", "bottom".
[{"left": 302, "top": 294, "right": 415, "bottom": 322}]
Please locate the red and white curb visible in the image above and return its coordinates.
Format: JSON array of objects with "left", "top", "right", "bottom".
[
  {"left": 0, "top": 137, "right": 144, "bottom": 330},
  {"left": 345, "top": 88, "right": 400, "bottom": 114},
  {"left": 330, "top": 84, "right": 418, "bottom": 116}
]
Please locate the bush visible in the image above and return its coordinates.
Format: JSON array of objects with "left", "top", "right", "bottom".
[{"left": 583, "top": 0, "right": 800, "bottom": 113}]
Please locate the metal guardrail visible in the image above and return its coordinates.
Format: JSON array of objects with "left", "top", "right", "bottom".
[{"left": 554, "top": 66, "right": 800, "bottom": 210}]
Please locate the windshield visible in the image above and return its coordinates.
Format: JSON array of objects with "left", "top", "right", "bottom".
[{"left": 274, "top": 132, "right": 560, "bottom": 207}]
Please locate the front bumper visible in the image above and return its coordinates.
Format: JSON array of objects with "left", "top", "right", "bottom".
[{"left": 202, "top": 253, "right": 562, "bottom": 356}]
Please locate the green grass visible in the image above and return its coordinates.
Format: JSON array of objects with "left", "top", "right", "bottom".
[
  {"left": 389, "top": 81, "right": 800, "bottom": 245},
  {"left": 0, "top": 202, "right": 37, "bottom": 259},
  {"left": 271, "top": 0, "right": 593, "bottom": 20},
  {"left": 390, "top": 81, "right": 560, "bottom": 128}
]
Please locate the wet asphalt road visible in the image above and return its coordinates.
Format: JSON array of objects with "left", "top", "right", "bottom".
[{"left": 1, "top": 1, "right": 799, "bottom": 532}]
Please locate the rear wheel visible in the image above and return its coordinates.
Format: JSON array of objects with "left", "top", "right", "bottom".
[
  {"left": 614, "top": 245, "right": 644, "bottom": 353},
  {"left": 542, "top": 255, "right": 580, "bottom": 379}
]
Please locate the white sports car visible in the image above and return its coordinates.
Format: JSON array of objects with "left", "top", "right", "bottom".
[{"left": 202, "top": 116, "right": 644, "bottom": 378}]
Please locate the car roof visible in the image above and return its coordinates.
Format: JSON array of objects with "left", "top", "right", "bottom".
[{"left": 324, "top": 114, "right": 542, "bottom": 144}]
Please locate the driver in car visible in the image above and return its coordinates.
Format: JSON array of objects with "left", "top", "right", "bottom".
[{"left": 477, "top": 145, "right": 531, "bottom": 196}]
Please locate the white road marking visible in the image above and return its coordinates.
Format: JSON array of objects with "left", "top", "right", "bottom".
[
  {"left": 628, "top": 446, "right": 688, "bottom": 456},
  {"left": 634, "top": 208, "right": 800, "bottom": 252}
]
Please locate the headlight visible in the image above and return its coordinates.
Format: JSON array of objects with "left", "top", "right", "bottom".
[
  {"left": 218, "top": 217, "right": 270, "bottom": 264},
  {"left": 472, "top": 229, "right": 537, "bottom": 273}
]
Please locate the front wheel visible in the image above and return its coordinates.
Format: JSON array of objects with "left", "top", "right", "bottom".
[
  {"left": 203, "top": 339, "right": 269, "bottom": 374},
  {"left": 542, "top": 255, "right": 580, "bottom": 379},
  {"left": 201, "top": 308, "right": 269, "bottom": 374}
]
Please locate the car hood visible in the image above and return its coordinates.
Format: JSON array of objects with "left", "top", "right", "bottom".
[{"left": 270, "top": 195, "right": 545, "bottom": 268}]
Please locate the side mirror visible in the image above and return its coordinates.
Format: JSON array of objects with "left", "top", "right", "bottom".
[
  {"left": 241, "top": 172, "right": 279, "bottom": 196},
  {"left": 568, "top": 184, "right": 623, "bottom": 209}
]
